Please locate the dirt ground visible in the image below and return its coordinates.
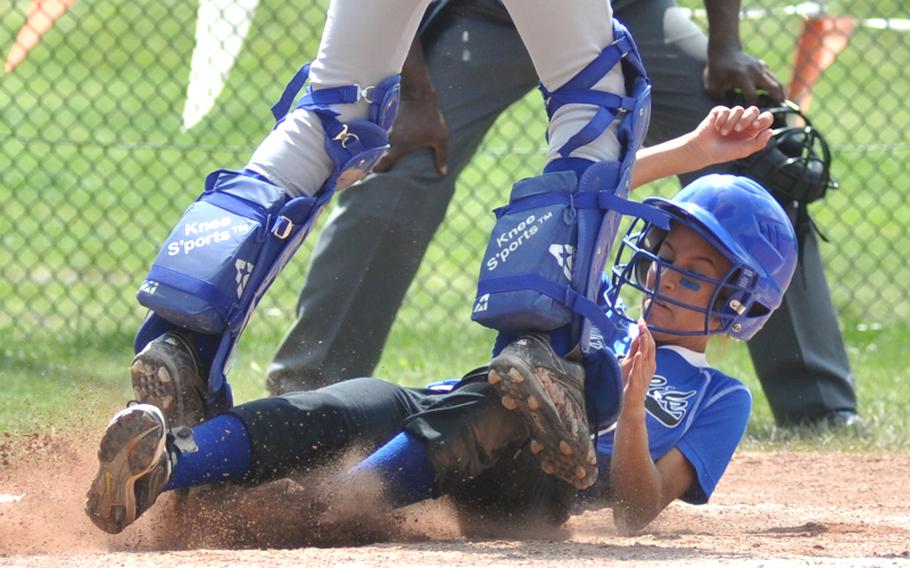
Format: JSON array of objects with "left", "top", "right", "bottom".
[{"left": 1, "top": 430, "right": 909, "bottom": 567}]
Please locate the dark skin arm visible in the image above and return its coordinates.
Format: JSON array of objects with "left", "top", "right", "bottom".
[
  {"left": 375, "top": 5, "right": 778, "bottom": 175},
  {"left": 702, "top": 0, "right": 785, "bottom": 104},
  {"left": 373, "top": 36, "right": 449, "bottom": 175}
]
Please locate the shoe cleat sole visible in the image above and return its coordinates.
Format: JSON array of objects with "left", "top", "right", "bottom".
[
  {"left": 488, "top": 358, "right": 598, "bottom": 490},
  {"left": 132, "top": 353, "right": 179, "bottom": 416},
  {"left": 131, "top": 334, "right": 205, "bottom": 427},
  {"left": 85, "top": 406, "right": 166, "bottom": 534}
]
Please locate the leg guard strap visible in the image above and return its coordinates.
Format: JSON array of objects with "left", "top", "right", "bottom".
[
  {"left": 270, "top": 62, "right": 400, "bottom": 194},
  {"left": 539, "top": 20, "right": 649, "bottom": 162}
]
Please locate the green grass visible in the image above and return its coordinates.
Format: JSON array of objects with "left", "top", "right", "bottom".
[
  {"left": 3, "top": 311, "right": 908, "bottom": 451},
  {"left": 1, "top": 0, "right": 909, "bottom": 450},
  {"left": 709, "top": 320, "right": 910, "bottom": 451}
]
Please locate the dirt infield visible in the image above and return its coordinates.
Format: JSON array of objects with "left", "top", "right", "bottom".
[{"left": 1, "top": 430, "right": 908, "bottom": 567}]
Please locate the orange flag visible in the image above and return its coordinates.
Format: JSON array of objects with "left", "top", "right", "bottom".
[
  {"left": 5, "top": 0, "right": 77, "bottom": 74},
  {"left": 788, "top": 15, "right": 856, "bottom": 113}
]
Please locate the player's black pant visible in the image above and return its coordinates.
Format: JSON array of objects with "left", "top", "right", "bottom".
[{"left": 228, "top": 371, "right": 576, "bottom": 525}]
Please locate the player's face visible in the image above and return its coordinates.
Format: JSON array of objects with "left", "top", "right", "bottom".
[{"left": 642, "top": 223, "right": 732, "bottom": 351}]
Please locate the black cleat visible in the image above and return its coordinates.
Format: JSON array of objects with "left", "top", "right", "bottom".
[
  {"left": 488, "top": 334, "right": 598, "bottom": 490},
  {"left": 131, "top": 331, "right": 206, "bottom": 427},
  {"left": 85, "top": 404, "right": 172, "bottom": 534}
]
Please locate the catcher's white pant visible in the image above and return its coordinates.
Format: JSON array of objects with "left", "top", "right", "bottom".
[{"left": 247, "top": 0, "right": 625, "bottom": 197}]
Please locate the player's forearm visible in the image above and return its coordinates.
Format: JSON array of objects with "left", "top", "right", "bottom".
[
  {"left": 400, "top": 37, "right": 436, "bottom": 100},
  {"left": 704, "top": 0, "right": 742, "bottom": 54},
  {"left": 609, "top": 407, "right": 665, "bottom": 532},
  {"left": 630, "top": 131, "right": 707, "bottom": 190}
]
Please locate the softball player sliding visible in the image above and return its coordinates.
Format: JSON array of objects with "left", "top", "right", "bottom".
[{"left": 86, "top": 107, "right": 795, "bottom": 534}]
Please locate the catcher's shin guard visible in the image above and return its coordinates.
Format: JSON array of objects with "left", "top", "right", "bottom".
[
  {"left": 472, "top": 20, "right": 667, "bottom": 354},
  {"left": 135, "top": 63, "right": 400, "bottom": 411}
]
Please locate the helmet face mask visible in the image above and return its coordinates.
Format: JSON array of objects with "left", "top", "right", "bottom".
[
  {"left": 614, "top": 217, "right": 754, "bottom": 337},
  {"left": 607, "top": 174, "right": 798, "bottom": 341}
]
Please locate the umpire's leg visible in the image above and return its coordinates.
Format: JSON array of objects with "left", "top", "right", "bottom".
[
  {"left": 746, "top": 227, "right": 858, "bottom": 424},
  {"left": 267, "top": 8, "right": 537, "bottom": 393},
  {"left": 617, "top": 0, "right": 858, "bottom": 425}
]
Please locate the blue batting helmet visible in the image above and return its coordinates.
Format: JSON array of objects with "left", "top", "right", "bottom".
[{"left": 609, "top": 174, "right": 798, "bottom": 340}]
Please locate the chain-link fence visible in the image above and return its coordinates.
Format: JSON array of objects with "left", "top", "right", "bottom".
[{"left": 2, "top": 0, "right": 908, "bottom": 374}]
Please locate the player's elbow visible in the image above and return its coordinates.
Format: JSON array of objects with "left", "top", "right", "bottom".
[{"left": 612, "top": 503, "right": 660, "bottom": 534}]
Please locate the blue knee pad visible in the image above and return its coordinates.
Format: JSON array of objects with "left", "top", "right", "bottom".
[
  {"left": 135, "top": 63, "right": 400, "bottom": 409},
  {"left": 472, "top": 20, "right": 668, "bottom": 354},
  {"left": 137, "top": 168, "right": 332, "bottom": 334}
]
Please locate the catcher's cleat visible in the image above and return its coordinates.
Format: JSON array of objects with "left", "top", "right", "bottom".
[
  {"left": 488, "top": 334, "right": 598, "bottom": 490},
  {"left": 85, "top": 404, "right": 172, "bottom": 534},
  {"left": 131, "top": 331, "right": 206, "bottom": 427}
]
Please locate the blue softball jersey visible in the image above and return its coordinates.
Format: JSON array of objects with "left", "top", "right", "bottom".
[{"left": 592, "top": 344, "right": 752, "bottom": 504}]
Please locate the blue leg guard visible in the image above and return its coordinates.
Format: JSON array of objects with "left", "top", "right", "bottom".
[
  {"left": 135, "top": 63, "right": 400, "bottom": 411},
  {"left": 474, "top": 20, "right": 667, "bottom": 354},
  {"left": 473, "top": 21, "right": 668, "bottom": 429}
]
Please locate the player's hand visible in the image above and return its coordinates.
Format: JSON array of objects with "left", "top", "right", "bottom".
[
  {"left": 620, "top": 320, "right": 656, "bottom": 411},
  {"left": 373, "top": 92, "right": 449, "bottom": 175},
  {"left": 690, "top": 105, "right": 773, "bottom": 165},
  {"left": 703, "top": 47, "right": 784, "bottom": 105}
]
